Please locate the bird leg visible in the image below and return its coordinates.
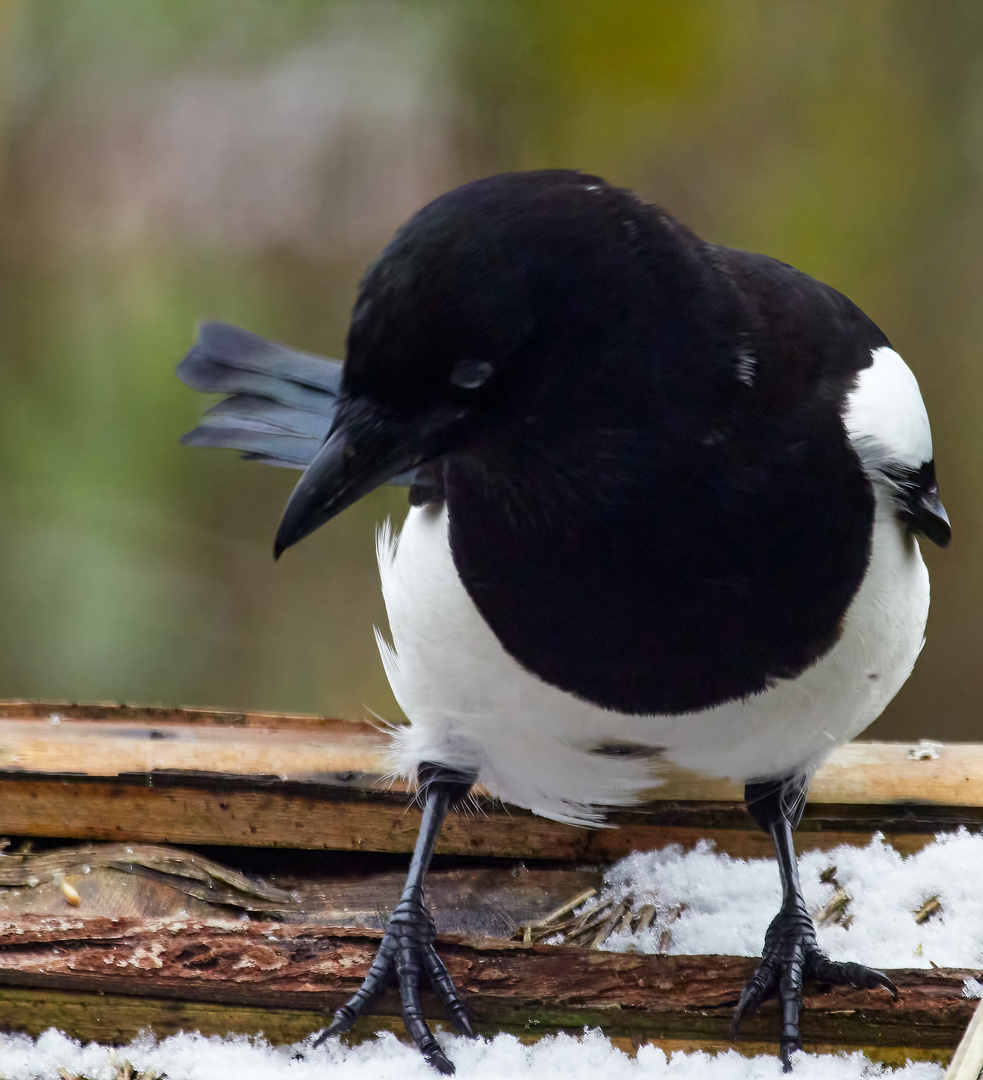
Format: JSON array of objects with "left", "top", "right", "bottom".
[
  {"left": 315, "top": 761, "right": 478, "bottom": 1074},
  {"left": 732, "top": 777, "right": 897, "bottom": 1072}
]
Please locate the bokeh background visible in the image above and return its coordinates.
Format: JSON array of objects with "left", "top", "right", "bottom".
[{"left": 0, "top": 1, "right": 977, "bottom": 741}]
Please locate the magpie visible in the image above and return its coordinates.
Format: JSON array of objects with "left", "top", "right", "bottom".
[{"left": 177, "top": 169, "right": 950, "bottom": 1073}]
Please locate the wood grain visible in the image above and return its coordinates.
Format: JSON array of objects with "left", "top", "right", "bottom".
[
  {"left": 0, "top": 915, "right": 975, "bottom": 1057},
  {"left": 2, "top": 775, "right": 978, "bottom": 860},
  {"left": 1, "top": 703, "right": 981, "bottom": 858},
  {"left": 944, "top": 996, "right": 983, "bottom": 1080},
  {"left": 2, "top": 702, "right": 981, "bottom": 806},
  {"left": 0, "top": 986, "right": 952, "bottom": 1067},
  {"left": 0, "top": 841, "right": 600, "bottom": 941}
]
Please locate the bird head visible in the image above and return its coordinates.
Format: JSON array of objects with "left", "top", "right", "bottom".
[{"left": 273, "top": 169, "right": 688, "bottom": 557}]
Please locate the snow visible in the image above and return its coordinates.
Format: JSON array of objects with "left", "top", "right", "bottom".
[
  {"left": 3, "top": 833, "right": 982, "bottom": 1078},
  {"left": 599, "top": 830, "right": 983, "bottom": 970},
  {"left": 0, "top": 1028, "right": 946, "bottom": 1080}
]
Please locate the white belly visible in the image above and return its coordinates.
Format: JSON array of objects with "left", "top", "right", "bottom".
[{"left": 376, "top": 497, "right": 929, "bottom": 826}]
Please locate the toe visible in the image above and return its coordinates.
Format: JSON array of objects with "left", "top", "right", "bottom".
[
  {"left": 316, "top": 934, "right": 397, "bottom": 1041},
  {"left": 423, "top": 1042, "right": 456, "bottom": 1076},
  {"left": 424, "top": 943, "right": 474, "bottom": 1036},
  {"left": 807, "top": 952, "right": 898, "bottom": 998},
  {"left": 777, "top": 947, "right": 805, "bottom": 1059},
  {"left": 397, "top": 936, "right": 452, "bottom": 1068},
  {"left": 311, "top": 904, "right": 467, "bottom": 1073},
  {"left": 731, "top": 954, "right": 779, "bottom": 1036}
]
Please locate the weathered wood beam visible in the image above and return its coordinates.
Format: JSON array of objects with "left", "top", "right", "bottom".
[
  {"left": 0, "top": 841, "right": 601, "bottom": 942},
  {"left": 0, "top": 703, "right": 981, "bottom": 858},
  {"left": 944, "top": 996, "right": 983, "bottom": 1080},
  {"left": 0, "top": 986, "right": 952, "bottom": 1068},
  {"left": 0, "top": 916, "right": 974, "bottom": 1062},
  {"left": 2, "top": 775, "right": 981, "bottom": 861},
  {"left": 2, "top": 701, "right": 981, "bottom": 807}
]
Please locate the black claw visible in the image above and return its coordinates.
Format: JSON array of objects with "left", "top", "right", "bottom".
[
  {"left": 424, "top": 1045, "right": 456, "bottom": 1076},
  {"left": 733, "top": 906, "right": 898, "bottom": 1070},
  {"left": 451, "top": 1007, "right": 475, "bottom": 1039},
  {"left": 314, "top": 896, "right": 471, "bottom": 1071},
  {"left": 423, "top": 944, "right": 474, "bottom": 1035},
  {"left": 311, "top": 765, "right": 478, "bottom": 1072},
  {"left": 313, "top": 1006, "right": 355, "bottom": 1048},
  {"left": 810, "top": 954, "right": 897, "bottom": 999},
  {"left": 327, "top": 1004, "right": 357, "bottom": 1037},
  {"left": 731, "top": 954, "right": 777, "bottom": 1035},
  {"left": 737, "top": 790, "right": 901, "bottom": 1071}
]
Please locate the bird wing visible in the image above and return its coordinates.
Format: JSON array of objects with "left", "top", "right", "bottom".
[{"left": 176, "top": 321, "right": 415, "bottom": 483}]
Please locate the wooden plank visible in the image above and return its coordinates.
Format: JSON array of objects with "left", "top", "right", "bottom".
[
  {"left": 1, "top": 775, "right": 975, "bottom": 859},
  {"left": 1, "top": 703, "right": 982, "bottom": 857},
  {"left": 0, "top": 701, "right": 355, "bottom": 732},
  {"left": 2, "top": 701, "right": 983, "bottom": 806},
  {"left": 0, "top": 916, "right": 974, "bottom": 1058},
  {"left": 0, "top": 986, "right": 952, "bottom": 1067},
  {"left": 0, "top": 985, "right": 324, "bottom": 1046},
  {"left": 945, "top": 997, "right": 983, "bottom": 1080},
  {"left": 0, "top": 841, "right": 600, "bottom": 941},
  {"left": 0, "top": 716, "right": 388, "bottom": 785}
]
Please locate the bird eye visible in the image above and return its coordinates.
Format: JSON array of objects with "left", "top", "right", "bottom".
[{"left": 450, "top": 357, "right": 494, "bottom": 390}]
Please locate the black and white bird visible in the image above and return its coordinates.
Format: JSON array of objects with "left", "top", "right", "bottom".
[{"left": 178, "top": 170, "right": 950, "bottom": 1073}]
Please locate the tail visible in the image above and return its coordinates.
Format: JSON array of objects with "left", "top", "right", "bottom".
[{"left": 176, "top": 321, "right": 414, "bottom": 485}]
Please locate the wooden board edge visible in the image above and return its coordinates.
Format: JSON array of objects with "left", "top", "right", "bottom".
[{"left": 0, "top": 985, "right": 954, "bottom": 1068}]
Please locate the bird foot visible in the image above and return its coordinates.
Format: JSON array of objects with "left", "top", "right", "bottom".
[
  {"left": 731, "top": 906, "right": 897, "bottom": 1072},
  {"left": 314, "top": 892, "right": 473, "bottom": 1075}
]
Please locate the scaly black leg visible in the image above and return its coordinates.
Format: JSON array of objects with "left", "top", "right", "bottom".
[
  {"left": 315, "top": 761, "right": 478, "bottom": 1074},
  {"left": 732, "top": 777, "right": 897, "bottom": 1072}
]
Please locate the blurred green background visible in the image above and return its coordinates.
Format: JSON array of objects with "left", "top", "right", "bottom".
[{"left": 0, "top": 0, "right": 977, "bottom": 741}]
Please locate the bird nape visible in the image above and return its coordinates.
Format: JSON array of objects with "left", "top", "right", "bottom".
[{"left": 177, "top": 170, "right": 950, "bottom": 1073}]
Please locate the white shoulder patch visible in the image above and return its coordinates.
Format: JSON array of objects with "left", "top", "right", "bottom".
[{"left": 844, "top": 346, "right": 933, "bottom": 469}]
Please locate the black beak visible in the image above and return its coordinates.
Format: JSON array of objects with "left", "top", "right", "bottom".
[
  {"left": 274, "top": 397, "right": 463, "bottom": 558},
  {"left": 912, "top": 485, "right": 951, "bottom": 549}
]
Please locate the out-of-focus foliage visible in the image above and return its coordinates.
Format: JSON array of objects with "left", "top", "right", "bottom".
[{"left": 0, "top": 0, "right": 978, "bottom": 738}]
